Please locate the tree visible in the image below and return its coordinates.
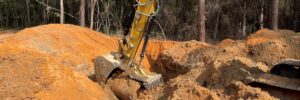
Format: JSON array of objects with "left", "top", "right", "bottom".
[
  {"left": 241, "top": 2, "right": 247, "bottom": 37},
  {"left": 26, "top": 0, "right": 30, "bottom": 26},
  {"left": 60, "top": 0, "right": 64, "bottom": 24},
  {"left": 199, "top": 0, "right": 206, "bottom": 42},
  {"left": 270, "top": 0, "right": 278, "bottom": 30},
  {"left": 294, "top": 0, "right": 300, "bottom": 32},
  {"left": 80, "top": 0, "right": 85, "bottom": 27},
  {"left": 90, "top": 0, "right": 96, "bottom": 29},
  {"left": 259, "top": 0, "right": 264, "bottom": 29},
  {"left": 212, "top": 0, "right": 220, "bottom": 40},
  {"left": 42, "top": 0, "right": 50, "bottom": 24}
]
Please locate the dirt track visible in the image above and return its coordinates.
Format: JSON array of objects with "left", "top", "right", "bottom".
[{"left": 1, "top": 24, "right": 300, "bottom": 100}]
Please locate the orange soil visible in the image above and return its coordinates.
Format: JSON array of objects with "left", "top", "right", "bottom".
[
  {"left": 0, "top": 42, "right": 112, "bottom": 99},
  {"left": 0, "top": 24, "right": 119, "bottom": 99},
  {"left": 1, "top": 24, "right": 299, "bottom": 99},
  {"left": 146, "top": 40, "right": 178, "bottom": 71},
  {"left": 139, "top": 29, "right": 300, "bottom": 99},
  {"left": 0, "top": 24, "right": 158, "bottom": 99},
  {"left": 217, "top": 39, "right": 236, "bottom": 48}
]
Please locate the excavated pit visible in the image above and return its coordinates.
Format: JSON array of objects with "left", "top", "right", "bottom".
[
  {"left": 139, "top": 29, "right": 300, "bottom": 99},
  {"left": 1, "top": 25, "right": 300, "bottom": 100}
]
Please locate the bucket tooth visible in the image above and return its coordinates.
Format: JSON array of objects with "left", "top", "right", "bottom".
[
  {"left": 129, "top": 70, "right": 163, "bottom": 89},
  {"left": 142, "top": 74, "right": 163, "bottom": 90}
]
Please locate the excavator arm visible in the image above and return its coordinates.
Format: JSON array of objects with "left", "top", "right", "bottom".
[
  {"left": 94, "top": 0, "right": 162, "bottom": 96},
  {"left": 117, "top": 0, "right": 162, "bottom": 89}
]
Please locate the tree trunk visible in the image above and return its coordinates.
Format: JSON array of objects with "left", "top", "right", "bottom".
[
  {"left": 198, "top": 0, "right": 206, "bottom": 42},
  {"left": 294, "top": 0, "right": 300, "bottom": 32},
  {"left": 5, "top": 3, "right": 8, "bottom": 27},
  {"left": 270, "top": 0, "right": 278, "bottom": 30},
  {"left": 242, "top": 13, "right": 246, "bottom": 37},
  {"left": 0, "top": 10, "right": 1, "bottom": 27},
  {"left": 80, "top": 0, "right": 86, "bottom": 27},
  {"left": 90, "top": 0, "right": 96, "bottom": 29},
  {"left": 259, "top": 0, "right": 264, "bottom": 29},
  {"left": 60, "top": 0, "right": 64, "bottom": 24},
  {"left": 213, "top": 10, "right": 220, "bottom": 40},
  {"left": 213, "top": 0, "right": 220, "bottom": 40},
  {"left": 242, "top": 2, "right": 247, "bottom": 37},
  {"left": 26, "top": 0, "right": 30, "bottom": 26},
  {"left": 42, "top": 0, "right": 49, "bottom": 24}
]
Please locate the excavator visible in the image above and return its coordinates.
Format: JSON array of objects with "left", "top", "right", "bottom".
[
  {"left": 92, "top": 0, "right": 300, "bottom": 99},
  {"left": 93, "top": 0, "right": 162, "bottom": 99}
]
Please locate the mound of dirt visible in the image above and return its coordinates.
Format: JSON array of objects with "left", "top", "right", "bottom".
[
  {"left": 2, "top": 24, "right": 299, "bottom": 100},
  {"left": 198, "top": 57, "right": 269, "bottom": 89},
  {"left": 0, "top": 44, "right": 114, "bottom": 99},
  {"left": 0, "top": 24, "right": 121, "bottom": 99},
  {"left": 225, "top": 81, "right": 275, "bottom": 100},
  {"left": 246, "top": 29, "right": 300, "bottom": 66},
  {"left": 138, "top": 75, "right": 220, "bottom": 100},
  {"left": 3, "top": 24, "right": 118, "bottom": 76},
  {"left": 141, "top": 29, "right": 300, "bottom": 99}
]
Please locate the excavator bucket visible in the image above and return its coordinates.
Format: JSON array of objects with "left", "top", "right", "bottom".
[
  {"left": 94, "top": 52, "right": 163, "bottom": 89},
  {"left": 252, "top": 73, "right": 300, "bottom": 91},
  {"left": 94, "top": 53, "right": 121, "bottom": 84},
  {"left": 248, "top": 59, "right": 300, "bottom": 91}
]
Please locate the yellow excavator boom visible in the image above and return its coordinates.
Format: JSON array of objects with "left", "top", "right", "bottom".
[
  {"left": 94, "top": 0, "right": 162, "bottom": 96},
  {"left": 122, "top": 0, "right": 157, "bottom": 64}
]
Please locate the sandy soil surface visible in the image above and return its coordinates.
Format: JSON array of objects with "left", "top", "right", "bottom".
[{"left": 1, "top": 24, "right": 300, "bottom": 100}]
